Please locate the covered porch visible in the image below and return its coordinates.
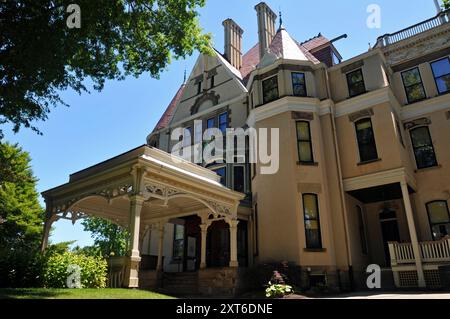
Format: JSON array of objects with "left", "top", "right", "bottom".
[
  {"left": 41, "top": 145, "right": 246, "bottom": 293},
  {"left": 344, "top": 168, "right": 450, "bottom": 289}
]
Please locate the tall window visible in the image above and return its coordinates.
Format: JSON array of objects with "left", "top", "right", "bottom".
[
  {"left": 197, "top": 81, "right": 202, "bottom": 95},
  {"left": 262, "top": 76, "right": 279, "bottom": 104},
  {"left": 426, "top": 201, "right": 450, "bottom": 240},
  {"left": 218, "top": 112, "right": 228, "bottom": 134},
  {"left": 431, "top": 57, "right": 450, "bottom": 94},
  {"left": 346, "top": 69, "right": 366, "bottom": 97},
  {"left": 233, "top": 165, "right": 245, "bottom": 193},
  {"left": 401, "top": 67, "right": 426, "bottom": 103},
  {"left": 356, "top": 206, "right": 368, "bottom": 255},
  {"left": 213, "top": 166, "right": 226, "bottom": 186},
  {"left": 302, "top": 194, "right": 322, "bottom": 249},
  {"left": 410, "top": 126, "right": 438, "bottom": 169},
  {"left": 355, "top": 118, "right": 378, "bottom": 162},
  {"left": 296, "top": 121, "right": 314, "bottom": 163},
  {"left": 210, "top": 75, "right": 215, "bottom": 88},
  {"left": 172, "top": 224, "right": 184, "bottom": 259},
  {"left": 292, "top": 72, "right": 307, "bottom": 97}
]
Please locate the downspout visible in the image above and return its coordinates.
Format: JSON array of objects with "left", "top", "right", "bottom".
[{"left": 323, "top": 67, "right": 354, "bottom": 290}]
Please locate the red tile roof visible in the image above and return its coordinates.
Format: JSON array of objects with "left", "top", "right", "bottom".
[{"left": 152, "top": 83, "right": 185, "bottom": 133}]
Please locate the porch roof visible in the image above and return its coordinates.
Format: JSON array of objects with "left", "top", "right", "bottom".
[{"left": 42, "top": 145, "right": 245, "bottom": 228}]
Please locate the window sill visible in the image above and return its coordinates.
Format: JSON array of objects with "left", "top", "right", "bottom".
[
  {"left": 357, "top": 158, "right": 381, "bottom": 166},
  {"left": 415, "top": 164, "right": 442, "bottom": 173},
  {"left": 297, "top": 161, "right": 319, "bottom": 167},
  {"left": 303, "top": 248, "right": 327, "bottom": 253}
]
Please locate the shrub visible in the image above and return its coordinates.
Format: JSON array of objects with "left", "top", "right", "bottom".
[
  {"left": 265, "top": 283, "right": 294, "bottom": 298},
  {"left": 0, "top": 244, "right": 45, "bottom": 288},
  {"left": 43, "top": 252, "right": 107, "bottom": 288}
]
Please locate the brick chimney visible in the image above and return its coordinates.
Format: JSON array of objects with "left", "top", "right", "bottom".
[
  {"left": 223, "top": 19, "right": 244, "bottom": 69},
  {"left": 255, "top": 2, "right": 277, "bottom": 59}
]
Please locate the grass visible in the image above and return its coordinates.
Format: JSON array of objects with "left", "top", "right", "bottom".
[{"left": 0, "top": 288, "right": 175, "bottom": 299}]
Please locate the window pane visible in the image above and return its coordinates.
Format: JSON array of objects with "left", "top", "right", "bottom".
[
  {"left": 431, "top": 58, "right": 450, "bottom": 78},
  {"left": 263, "top": 76, "right": 279, "bottom": 104},
  {"left": 303, "top": 194, "right": 318, "bottom": 220},
  {"left": 427, "top": 202, "right": 450, "bottom": 224},
  {"left": 355, "top": 119, "right": 378, "bottom": 162},
  {"left": 402, "top": 68, "right": 422, "bottom": 86},
  {"left": 214, "top": 167, "right": 226, "bottom": 186},
  {"left": 436, "top": 74, "right": 450, "bottom": 94},
  {"left": 207, "top": 118, "right": 215, "bottom": 129},
  {"left": 292, "top": 73, "right": 305, "bottom": 85},
  {"left": 296, "top": 122, "right": 310, "bottom": 140},
  {"left": 174, "top": 225, "right": 184, "bottom": 240},
  {"left": 298, "top": 142, "right": 313, "bottom": 162},
  {"left": 219, "top": 113, "right": 228, "bottom": 134},
  {"left": 347, "top": 69, "right": 366, "bottom": 97},
  {"left": 233, "top": 166, "right": 245, "bottom": 193},
  {"left": 293, "top": 84, "right": 307, "bottom": 97},
  {"left": 411, "top": 127, "right": 437, "bottom": 169},
  {"left": 405, "top": 83, "right": 426, "bottom": 102},
  {"left": 432, "top": 224, "right": 450, "bottom": 240},
  {"left": 348, "top": 70, "right": 363, "bottom": 84},
  {"left": 305, "top": 229, "right": 321, "bottom": 249}
]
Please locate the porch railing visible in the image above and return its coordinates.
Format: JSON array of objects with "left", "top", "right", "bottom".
[
  {"left": 375, "top": 9, "right": 450, "bottom": 47},
  {"left": 388, "top": 237, "right": 450, "bottom": 265},
  {"left": 107, "top": 256, "right": 127, "bottom": 288}
]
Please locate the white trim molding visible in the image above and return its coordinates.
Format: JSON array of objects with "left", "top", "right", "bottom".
[
  {"left": 400, "top": 93, "right": 450, "bottom": 121},
  {"left": 343, "top": 167, "right": 417, "bottom": 192}
]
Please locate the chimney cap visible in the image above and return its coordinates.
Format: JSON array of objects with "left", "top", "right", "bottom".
[
  {"left": 254, "top": 1, "right": 277, "bottom": 17},
  {"left": 222, "top": 18, "right": 244, "bottom": 34}
]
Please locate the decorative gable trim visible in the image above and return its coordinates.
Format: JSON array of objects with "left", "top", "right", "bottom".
[
  {"left": 403, "top": 117, "right": 432, "bottom": 130},
  {"left": 190, "top": 91, "right": 220, "bottom": 115},
  {"left": 348, "top": 108, "right": 374, "bottom": 122}
]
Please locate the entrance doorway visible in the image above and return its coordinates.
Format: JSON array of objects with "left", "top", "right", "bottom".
[{"left": 379, "top": 208, "right": 400, "bottom": 266}]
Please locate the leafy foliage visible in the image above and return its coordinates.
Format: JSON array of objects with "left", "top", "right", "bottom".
[
  {"left": 265, "top": 270, "right": 294, "bottom": 298},
  {"left": 0, "top": 142, "right": 43, "bottom": 246},
  {"left": 443, "top": 0, "right": 450, "bottom": 10},
  {"left": 43, "top": 251, "right": 107, "bottom": 288},
  {"left": 0, "top": 0, "right": 211, "bottom": 137},
  {"left": 81, "top": 217, "right": 130, "bottom": 257}
]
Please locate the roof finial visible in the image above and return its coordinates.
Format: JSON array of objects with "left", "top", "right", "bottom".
[{"left": 279, "top": 9, "right": 283, "bottom": 30}]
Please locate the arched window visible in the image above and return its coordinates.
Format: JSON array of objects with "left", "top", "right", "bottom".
[
  {"left": 426, "top": 201, "right": 450, "bottom": 240},
  {"left": 302, "top": 194, "right": 322, "bottom": 249},
  {"left": 410, "top": 126, "right": 438, "bottom": 169},
  {"left": 355, "top": 118, "right": 378, "bottom": 162}
]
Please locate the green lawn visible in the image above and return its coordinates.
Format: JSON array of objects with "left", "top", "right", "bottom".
[{"left": 0, "top": 288, "right": 175, "bottom": 299}]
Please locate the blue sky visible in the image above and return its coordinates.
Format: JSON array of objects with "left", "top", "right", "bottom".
[{"left": 3, "top": 0, "right": 440, "bottom": 247}]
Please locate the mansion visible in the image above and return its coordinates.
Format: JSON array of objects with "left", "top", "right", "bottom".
[{"left": 42, "top": 2, "right": 450, "bottom": 295}]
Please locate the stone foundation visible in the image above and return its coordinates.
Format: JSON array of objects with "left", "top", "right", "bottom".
[{"left": 198, "top": 267, "right": 244, "bottom": 297}]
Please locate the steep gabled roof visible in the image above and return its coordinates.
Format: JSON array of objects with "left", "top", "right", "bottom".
[
  {"left": 152, "top": 83, "right": 185, "bottom": 133},
  {"left": 152, "top": 32, "right": 331, "bottom": 133},
  {"left": 268, "top": 28, "right": 309, "bottom": 61}
]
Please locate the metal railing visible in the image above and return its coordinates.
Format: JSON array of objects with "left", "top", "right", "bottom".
[{"left": 375, "top": 9, "right": 450, "bottom": 48}]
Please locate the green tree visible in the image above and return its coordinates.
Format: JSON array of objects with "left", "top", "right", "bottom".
[
  {"left": 0, "top": 0, "right": 211, "bottom": 137},
  {"left": 0, "top": 142, "right": 44, "bottom": 287},
  {"left": 443, "top": 0, "right": 450, "bottom": 9},
  {"left": 0, "top": 142, "right": 43, "bottom": 246},
  {"left": 81, "top": 217, "right": 130, "bottom": 257}
]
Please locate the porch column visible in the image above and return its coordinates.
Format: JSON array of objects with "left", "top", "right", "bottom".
[
  {"left": 229, "top": 219, "right": 239, "bottom": 268},
  {"left": 156, "top": 222, "right": 165, "bottom": 272},
  {"left": 124, "top": 195, "right": 144, "bottom": 288},
  {"left": 200, "top": 223, "right": 208, "bottom": 269},
  {"left": 400, "top": 182, "right": 426, "bottom": 288},
  {"left": 40, "top": 214, "right": 55, "bottom": 252}
]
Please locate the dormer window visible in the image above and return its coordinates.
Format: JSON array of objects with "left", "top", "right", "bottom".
[{"left": 262, "top": 75, "right": 279, "bottom": 104}]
